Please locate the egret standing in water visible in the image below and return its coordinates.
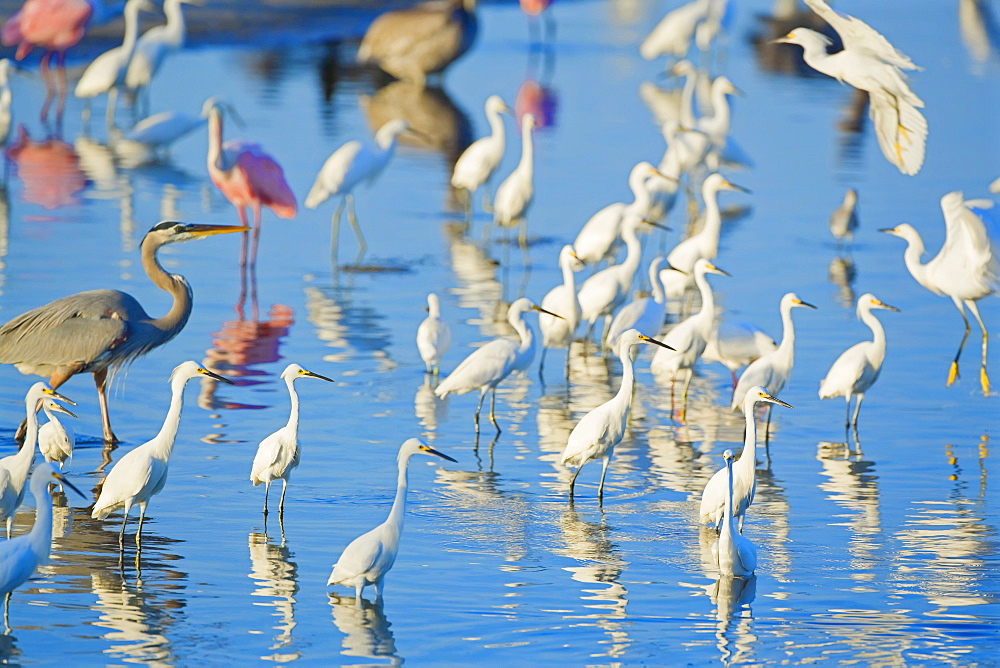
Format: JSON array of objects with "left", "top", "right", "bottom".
[
  {"left": 124, "top": 0, "right": 200, "bottom": 110},
  {"left": 451, "top": 95, "right": 510, "bottom": 217},
  {"left": 92, "top": 361, "right": 233, "bottom": 546},
  {"left": 561, "top": 329, "right": 674, "bottom": 501},
  {"left": 881, "top": 192, "right": 999, "bottom": 393},
  {"left": 700, "top": 387, "right": 791, "bottom": 533},
  {"left": 327, "top": 438, "right": 456, "bottom": 603},
  {"left": 606, "top": 256, "right": 669, "bottom": 350},
  {"left": 714, "top": 449, "right": 757, "bottom": 577},
  {"left": 493, "top": 113, "right": 536, "bottom": 248},
  {"left": 250, "top": 364, "right": 335, "bottom": 517},
  {"left": 435, "top": 298, "right": 561, "bottom": 433},
  {"left": 538, "top": 245, "right": 583, "bottom": 379},
  {"left": 417, "top": 293, "right": 451, "bottom": 376},
  {"left": 775, "top": 0, "right": 927, "bottom": 175},
  {"left": 818, "top": 294, "right": 899, "bottom": 429},
  {"left": 38, "top": 399, "right": 77, "bottom": 470}
]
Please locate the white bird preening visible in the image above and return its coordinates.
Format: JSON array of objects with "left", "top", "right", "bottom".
[
  {"left": 775, "top": 0, "right": 927, "bottom": 175},
  {"left": 538, "top": 245, "right": 584, "bottom": 379},
  {"left": 714, "top": 449, "right": 757, "bottom": 577},
  {"left": 818, "top": 294, "right": 899, "bottom": 429},
  {"left": 38, "top": 399, "right": 77, "bottom": 471},
  {"left": 435, "top": 297, "right": 561, "bottom": 433},
  {"left": 250, "top": 363, "right": 335, "bottom": 517},
  {"left": 327, "top": 437, "right": 456, "bottom": 603},
  {"left": 881, "top": 192, "right": 999, "bottom": 393},
  {"left": 0, "top": 383, "right": 74, "bottom": 539},
  {"left": 700, "top": 386, "right": 792, "bottom": 533},
  {"left": 561, "top": 329, "right": 674, "bottom": 501},
  {"left": 417, "top": 293, "right": 451, "bottom": 376},
  {"left": 451, "top": 94, "right": 510, "bottom": 217},
  {"left": 830, "top": 188, "right": 859, "bottom": 244},
  {"left": 731, "top": 293, "right": 816, "bottom": 433},
  {"left": 92, "top": 361, "right": 233, "bottom": 546},
  {"left": 305, "top": 118, "right": 410, "bottom": 262},
  {"left": 605, "top": 256, "right": 668, "bottom": 350},
  {"left": 492, "top": 112, "right": 537, "bottom": 248},
  {"left": 124, "top": 0, "right": 200, "bottom": 108}
]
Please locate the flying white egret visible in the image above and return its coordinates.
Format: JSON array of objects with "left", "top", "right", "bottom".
[
  {"left": 829, "top": 188, "right": 859, "bottom": 243},
  {"left": 539, "top": 245, "right": 584, "bottom": 378},
  {"left": 493, "top": 113, "right": 536, "bottom": 247},
  {"left": 0, "top": 383, "right": 74, "bottom": 538},
  {"left": 250, "top": 363, "right": 335, "bottom": 517},
  {"left": 451, "top": 95, "right": 510, "bottom": 216},
  {"left": 818, "top": 294, "right": 899, "bottom": 428},
  {"left": 38, "top": 399, "right": 77, "bottom": 471},
  {"left": 305, "top": 118, "right": 410, "bottom": 260},
  {"left": 92, "top": 361, "right": 233, "bottom": 546},
  {"left": 639, "top": 0, "right": 709, "bottom": 60},
  {"left": 327, "top": 438, "right": 456, "bottom": 603},
  {"left": 435, "top": 298, "right": 561, "bottom": 433},
  {"left": 702, "top": 319, "right": 777, "bottom": 388},
  {"left": 700, "top": 386, "right": 791, "bottom": 532},
  {"left": 731, "top": 293, "right": 816, "bottom": 431},
  {"left": 561, "top": 329, "right": 674, "bottom": 500},
  {"left": 0, "top": 463, "right": 84, "bottom": 606},
  {"left": 606, "top": 256, "right": 668, "bottom": 349},
  {"left": 417, "top": 293, "right": 451, "bottom": 376},
  {"left": 775, "top": 0, "right": 927, "bottom": 175},
  {"left": 881, "top": 192, "right": 999, "bottom": 393},
  {"left": 651, "top": 259, "right": 728, "bottom": 414},
  {"left": 578, "top": 214, "right": 667, "bottom": 344},
  {"left": 661, "top": 174, "right": 748, "bottom": 299},
  {"left": 124, "top": 0, "right": 200, "bottom": 105},
  {"left": 573, "top": 162, "right": 670, "bottom": 265},
  {"left": 714, "top": 449, "right": 757, "bottom": 577}
]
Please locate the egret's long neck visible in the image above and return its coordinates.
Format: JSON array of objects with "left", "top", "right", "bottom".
[
  {"left": 487, "top": 106, "right": 505, "bottom": 147},
  {"left": 141, "top": 232, "right": 193, "bottom": 344},
  {"left": 16, "top": 394, "right": 42, "bottom": 474},
  {"left": 724, "top": 459, "right": 735, "bottom": 521},
  {"left": 798, "top": 38, "right": 837, "bottom": 79},
  {"left": 285, "top": 378, "right": 301, "bottom": 431},
  {"left": 775, "top": 302, "right": 797, "bottom": 362},
  {"left": 387, "top": 454, "right": 410, "bottom": 535},
  {"left": 151, "top": 377, "right": 189, "bottom": 459},
  {"left": 612, "top": 344, "right": 638, "bottom": 418},
  {"left": 28, "top": 477, "right": 55, "bottom": 565},
  {"left": 428, "top": 299, "right": 441, "bottom": 320},
  {"left": 560, "top": 255, "right": 577, "bottom": 296},
  {"left": 701, "top": 185, "right": 723, "bottom": 248},
  {"left": 694, "top": 269, "right": 716, "bottom": 328},
  {"left": 513, "top": 312, "right": 535, "bottom": 353},
  {"left": 650, "top": 262, "right": 665, "bottom": 304},
  {"left": 163, "top": 0, "right": 187, "bottom": 46},
  {"left": 861, "top": 307, "right": 887, "bottom": 355},
  {"left": 708, "top": 83, "right": 731, "bottom": 134},
  {"left": 900, "top": 234, "right": 932, "bottom": 291},
  {"left": 620, "top": 222, "right": 643, "bottom": 280},
  {"left": 628, "top": 170, "right": 651, "bottom": 212},
  {"left": 736, "top": 401, "right": 758, "bottom": 476},
  {"left": 518, "top": 121, "right": 534, "bottom": 181},
  {"left": 680, "top": 71, "right": 697, "bottom": 128},
  {"left": 121, "top": 2, "right": 144, "bottom": 58}
]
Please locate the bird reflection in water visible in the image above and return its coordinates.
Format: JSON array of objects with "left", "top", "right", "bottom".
[
  {"left": 328, "top": 593, "right": 401, "bottom": 666},
  {"left": 705, "top": 573, "right": 757, "bottom": 665},
  {"left": 4, "top": 125, "right": 86, "bottom": 211},
  {"left": 303, "top": 276, "right": 394, "bottom": 371},
  {"left": 515, "top": 40, "right": 558, "bottom": 131},
  {"left": 248, "top": 528, "right": 300, "bottom": 662},
  {"left": 414, "top": 375, "right": 448, "bottom": 439}
]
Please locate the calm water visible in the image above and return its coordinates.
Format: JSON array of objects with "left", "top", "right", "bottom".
[{"left": 1, "top": 0, "right": 999, "bottom": 664}]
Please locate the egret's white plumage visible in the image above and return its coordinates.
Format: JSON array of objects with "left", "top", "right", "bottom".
[
  {"left": 451, "top": 95, "right": 509, "bottom": 211},
  {"left": 700, "top": 387, "right": 791, "bottom": 532},
  {"left": 882, "top": 192, "right": 1000, "bottom": 392},
  {"left": 702, "top": 319, "right": 777, "bottom": 387},
  {"left": 92, "top": 361, "right": 233, "bottom": 545},
  {"left": 116, "top": 96, "right": 216, "bottom": 155},
  {"left": 327, "top": 438, "right": 456, "bottom": 602},
  {"left": 250, "top": 363, "right": 334, "bottom": 516},
  {"left": 639, "top": 0, "right": 709, "bottom": 60},
  {"left": 124, "top": 0, "right": 198, "bottom": 95},
  {"left": 493, "top": 113, "right": 537, "bottom": 242},
  {"left": 606, "top": 256, "right": 668, "bottom": 349},
  {"left": 417, "top": 293, "right": 451, "bottom": 375},
  {"left": 714, "top": 449, "right": 757, "bottom": 577},
  {"left": 818, "top": 294, "right": 899, "bottom": 428},
  {"left": 539, "top": 245, "right": 584, "bottom": 367},
  {"left": 561, "top": 329, "right": 674, "bottom": 500},
  {"left": 74, "top": 0, "right": 152, "bottom": 103},
  {"left": 38, "top": 399, "right": 77, "bottom": 470}
]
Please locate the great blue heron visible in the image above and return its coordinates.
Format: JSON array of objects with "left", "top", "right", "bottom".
[{"left": 0, "top": 221, "right": 247, "bottom": 444}]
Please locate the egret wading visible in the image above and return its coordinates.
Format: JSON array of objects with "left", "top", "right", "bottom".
[
  {"left": 538, "top": 245, "right": 583, "bottom": 379},
  {"left": 0, "top": 221, "right": 246, "bottom": 445},
  {"left": 451, "top": 95, "right": 510, "bottom": 217},
  {"left": 327, "top": 438, "right": 456, "bottom": 603},
  {"left": 715, "top": 449, "right": 757, "bottom": 577},
  {"left": 417, "top": 293, "right": 451, "bottom": 376},
  {"left": 91, "top": 361, "right": 233, "bottom": 547},
  {"left": 703, "top": 319, "right": 777, "bottom": 389},
  {"left": 38, "top": 399, "right": 77, "bottom": 470},
  {"left": 124, "top": 0, "right": 200, "bottom": 109},
  {"left": 493, "top": 113, "right": 537, "bottom": 249},
  {"left": 606, "top": 256, "right": 669, "bottom": 350}
]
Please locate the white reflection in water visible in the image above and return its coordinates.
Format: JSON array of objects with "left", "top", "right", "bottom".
[
  {"left": 304, "top": 280, "right": 394, "bottom": 370},
  {"left": 248, "top": 529, "right": 299, "bottom": 662},
  {"left": 704, "top": 574, "right": 757, "bottom": 666},
  {"left": 414, "top": 376, "right": 448, "bottom": 439},
  {"left": 328, "top": 594, "right": 401, "bottom": 666}
]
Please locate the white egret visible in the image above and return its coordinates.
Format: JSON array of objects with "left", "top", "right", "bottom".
[
  {"left": 573, "top": 162, "right": 669, "bottom": 265},
  {"left": 639, "top": 0, "right": 708, "bottom": 60},
  {"left": 561, "top": 329, "right": 674, "bottom": 500},
  {"left": 661, "top": 174, "right": 748, "bottom": 298},
  {"left": 700, "top": 386, "right": 791, "bottom": 532},
  {"left": 829, "top": 188, "right": 859, "bottom": 243},
  {"left": 881, "top": 192, "right": 999, "bottom": 393},
  {"left": 703, "top": 319, "right": 777, "bottom": 388},
  {"left": 417, "top": 293, "right": 451, "bottom": 376},
  {"left": 493, "top": 113, "right": 536, "bottom": 247},
  {"left": 695, "top": 75, "right": 740, "bottom": 148},
  {"left": 775, "top": 0, "right": 927, "bottom": 175},
  {"left": 0, "top": 58, "right": 12, "bottom": 146},
  {"left": 732, "top": 293, "right": 816, "bottom": 427},
  {"left": 659, "top": 120, "right": 710, "bottom": 180},
  {"left": 327, "top": 438, "right": 456, "bottom": 603},
  {"left": 74, "top": 0, "right": 153, "bottom": 125},
  {"left": 38, "top": 399, "right": 77, "bottom": 471},
  {"left": 250, "top": 363, "right": 335, "bottom": 517},
  {"left": 818, "top": 294, "right": 899, "bottom": 428},
  {"left": 114, "top": 95, "right": 217, "bottom": 162},
  {"left": 0, "top": 463, "right": 84, "bottom": 602},
  {"left": 578, "top": 214, "right": 667, "bottom": 344},
  {"left": 651, "top": 259, "right": 728, "bottom": 412},
  {"left": 606, "top": 256, "right": 668, "bottom": 349},
  {"left": 539, "top": 245, "right": 584, "bottom": 377},
  {"left": 124, "top": 0, "right": 199, "bottom": 103},
  {"left": 450, "top": 94, "right": 510, "bottom": 215},
  {"left": 305, "top": 118, "right": 410, "bottom": 260},
  {"left": 92, "top": 361, "right": 233, "bottom": 545},
  {"left": 435, "top": 298, "right": 561, "bottom": 433},
  {"left": 0, "top": 383, "right": 74, "bottom": 538},
  {"left": 714, "top": 449, "right": 757, "bottom": 577}
]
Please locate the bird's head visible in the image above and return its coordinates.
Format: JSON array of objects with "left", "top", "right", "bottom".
[
  {"left": 695, "top": 259, "right": 731, "bottom": 278},
  {"left": 43, "top": 400, "right": 78, "bottom": 419},
  {"left": 281, "top": 363, "right": 335, "bottom": 383},
  {"left": 784, "top": 292, "right": 818, "bottom": 311},
  {"left": 745, "top": 386, "right": 793, "bottom": 410},
  {"left": 399, "top": 437, "right": 457, "bottom": 464},
  {"left": 145, "top": 221, "right": 250, "bottom": 246},
  {"left": 170, "top": 361, "right": 235, "bottom": 385},
  {"left": 34, "top": 462, "right": 86, "bottom": 498},
  {"left": 857, "top": 294, "right": 900, "bottom": 316}
]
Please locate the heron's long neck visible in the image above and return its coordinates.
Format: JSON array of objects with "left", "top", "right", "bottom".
[
  {"left": 163, "top": 0, "right": 187, "bottom": 46},
  {"left": 28, "top": 478, "right": 55, "bottom": 565},
  {"left": 487, "top": 107, "right": 505, "bottom": 147},
  {"left": 861, "top": 307, "right": 887, "bottom": 355},
  {"left": 900, "top": 234, "right": 932, "bottom": 291},
  {"left": 514, "top": 315, "right": 535, "bottom": 354},
  {"left": 387, "top": 455, "right": 410, "bottom": 535},
  {"left": 285, "top": 378, "right": 301, "bottom": 431},
  {"left": 121, "top": 3, "right": 144, "bottom": 58},
  {"left": 151, "top": 377, "right": 188, "bottom": 458},
  {"left": 141, "top": 233, "right": 193, "bottom": 341},
  {"left": 775, "top": 303, "right": 797, "bottom": 362},
  {"left": 518, "top": 121, "right": 534, "bottom": 181},
  {"left": 628, "top": 170, "right": 651, "bottom": 212},
  {"left": 736, "top": 403, "right": 757, "bottom": 476}
]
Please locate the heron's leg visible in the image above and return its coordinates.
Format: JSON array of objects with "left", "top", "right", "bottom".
[
  {"left": 474, "top": 388, "right": 486, "bottom": 433},
  {"left": 730, "top": 370, "right": 738, "bottom": 390},
  {"left": 966, "top": 299, "right": 990, "bottom": 394},
  {"left": 354, "top": 582, "right": 363, "bottom": 606},
  {"left": 597, "top": 456, "right": 611, "bottom": 502},
  {"left": 250, "top": 204, "right": 263, "bottom": 268},
  {"left": 136, "top": 503, "right": 147, "bottom": 546},
  {"left": 490, "top": 388, "right": 501, "bottom": 434},
  {"left": 262, "top": 481, "right": 270, "bottom": 515},
  {"left": 948, "top": 297, "right": 971, "bottom": 386},
  {"left": 844, "top": 395, "right": 852, "bottom": 430},
  {"left": 278, "top": 479, "right": 288, "bottom": 516},
  {"left": 851, "top": 393, "right": 864, "bottom": 428},
  {"left": 94, "top": 368, "right": 119, "bottom": 444},
  {"left": 346, "top": 194, "right": 367, "bottom": 261},
  {"left": 568, "top": 465, "right": 582, "bottom": 498},
  {"left": 3, "top": 591, "right": 10, "bottom": 635}
]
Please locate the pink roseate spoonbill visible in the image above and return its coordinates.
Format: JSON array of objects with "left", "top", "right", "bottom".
[
  {"left": 206, "top": 102, "right": 297, "bottom": 267},
  {"left": 1, "top": 0, "right": 93, "bottom": 120},
  {"left": 520, "top": 0, "right": 555, "bottom": 44}
]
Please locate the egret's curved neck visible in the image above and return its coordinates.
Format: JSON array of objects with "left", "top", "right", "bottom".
[
  {"left": 163, "top": 0, "right": 187, "bottom": 45},
  {"left": 628, "top": 170, "right": 650, "bottom": 211},
  {"left": 151, "top": 377, "right": 190, "bottom": 458},
  {"left": 513, "top": 312, "right": 535, "bottom": 353},
  {"left": 860, "top": 306, "right": 887, "bottom": 353},
  {"left": 285, "top": 377, "right": 301, "bottom": 431},
  {"left": 900, "top": 233, "right": 931, "bottom": 290},
  {"left": 560, "top": 255, "right": 577, "bottom": 296},
  {"left": 487, "top": 107, "right": 505, "bottom": 145},
  {"left": 680, "top": 71, "right": 697, "bottom": 128},
  {"left": 387, "top": 454, "right": 411, "bottom": 535},
  {"left": 141, "top": 232, "right": 193, "bottom": 342},
  {"left": 708, "top": 82, "right": 731, "bottom": 132},
  {"left": 775, "top": 302, "right": 797, "bottom": 360},
  {"left": 736, "top": 401, "right": 758, "bottom": 474},
  {"left": 649, "top": 262, "right": 665, "bottom": 304},
  {"left": 27, "top": 477, "right": 55, "bottom": 564},
  {"left": 121, "top": 2, "right": 144, "bottom": 57},
  {"left": 694, "top": 269, "right": 716, "bottom": 327},
  {"left": 612, "top": 343, "right": 637, "bottom": 415},
  {"left": 16, "top": 394, "right": 42, "bottom": 472},
  {"left": 620, "top": 222, "right": 643, "bottom": 278},
  {"left": 700, "top": 186, "right": 724, "bottom": 250},
  {"left": 724, "top": 459, "right": 735, "bottom": 520},
  {"left": 517, "top": 121, "right": 534, "bottom": 180}
]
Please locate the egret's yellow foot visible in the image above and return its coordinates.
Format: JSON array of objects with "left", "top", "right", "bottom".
[
  {"left": 980, "top": 367, "right": 990, "bottom": 395},
  {"left": 947, "top": 361, "right": 959, "bottom": 386}
]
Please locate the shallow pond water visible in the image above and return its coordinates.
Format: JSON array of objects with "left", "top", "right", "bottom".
[{"left": 0, "top": 0, "right": 998, "bottom": 664}]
